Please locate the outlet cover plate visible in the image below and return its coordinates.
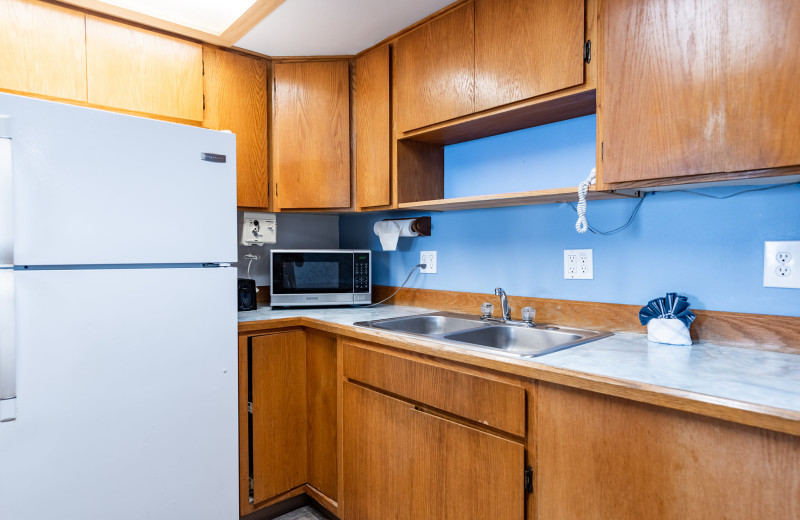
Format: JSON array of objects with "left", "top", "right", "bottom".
[
  {"left": 564, "top": 249, "right": 593, "bottom": 279},
  {"left": 420, "top": 251, "right": 437, "bottom": 273},
  {"left": 764, "top": 241, "right": 800, "bottom": 289}
]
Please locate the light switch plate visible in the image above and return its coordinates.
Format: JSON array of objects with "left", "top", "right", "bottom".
[
  {"left": 764, "top": 241, "right": 800, "bottom": 289},
  {"left": 564, "top": 249, "right": 593, "bottom": 279}
]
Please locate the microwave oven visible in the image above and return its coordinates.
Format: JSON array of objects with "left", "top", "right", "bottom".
[{"left": 270, "top": 249, "right": 371, "bottom": 307}]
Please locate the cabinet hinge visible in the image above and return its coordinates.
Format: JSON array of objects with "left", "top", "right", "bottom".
[
  {"left": 202, "top": 59, "right": 205, "bottom": 76},
  {"left": 202, "top": 94, "right": 205, "bottom": 111},
  {"left": 248, "top": 401, "right": 253, "bottom": 414},
  {"left": 601, "top": 141, "right": 604, "bottom": 161},
  {"left": 524, "top": 466, "right": 533, "bottom": 494},
  {"left": 275, "top": 183, "right": 278, "bottom": 198},
  {"left": 584, "top": 40, "right": 592, "bottom": 63}
]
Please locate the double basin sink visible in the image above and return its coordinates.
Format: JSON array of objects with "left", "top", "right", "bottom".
[{"left": 355, "top": 311, "right": 611, "bottom": 359}]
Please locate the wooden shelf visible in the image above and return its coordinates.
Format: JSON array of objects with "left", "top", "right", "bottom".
[{"left": 397, "top": 186, "right": 639, "bottom": 212}]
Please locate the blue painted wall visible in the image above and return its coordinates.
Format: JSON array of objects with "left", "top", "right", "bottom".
[{"left": 340, "top": 117, "right": 800, "bottom": 317}]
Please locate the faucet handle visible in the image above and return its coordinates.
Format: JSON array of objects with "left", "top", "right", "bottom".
[
  {"left": 494, "top": 287, "right": 504, "bottom": 295},
  {"left": 521, "top": 306, "right": 536, "bottom": 324},
  {"left": 480, "top": 302, "right": 494, "bottom": 318}
]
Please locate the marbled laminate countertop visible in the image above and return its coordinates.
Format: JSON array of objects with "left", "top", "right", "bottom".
[{"left": 239, "top": 304, "right": 800, "bottom": 416}]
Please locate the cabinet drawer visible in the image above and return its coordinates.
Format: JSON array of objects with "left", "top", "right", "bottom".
[{"left": 343, "top": 342, "right": 525, "bottom": 437}]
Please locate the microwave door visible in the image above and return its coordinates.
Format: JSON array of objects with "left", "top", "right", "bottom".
[{"left": 272, "top": 252, "right": 354, "bottom": 295}]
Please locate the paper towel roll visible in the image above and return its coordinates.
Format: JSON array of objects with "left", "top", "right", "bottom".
[{"left": 373, "top": 219, "right": 421, "bottom": 251}]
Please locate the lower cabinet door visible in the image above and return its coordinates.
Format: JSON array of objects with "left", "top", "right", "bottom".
[
  {"left": 251, "top": 331, "right": 307, "bottom": 504},
  {"left": 343, "top": 382, "right": 525, "bottom": 519}
]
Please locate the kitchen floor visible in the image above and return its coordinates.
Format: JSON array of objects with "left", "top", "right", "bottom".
[{"left": 274, "top": 505, "right": 329, "bottom": 520}]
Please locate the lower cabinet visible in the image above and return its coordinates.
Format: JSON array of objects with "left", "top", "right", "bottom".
[
  {"left": 535, "top": 382, "right": 800, "bottom": 519},
  {"left": 250, "top": 331, "right": 308, "bottom": 504},
  {"left": 242, "top": 330, "right": 338, "bottom": 514},
  {"left": 342, "top": 342, "right": 527, "bottom": 519}
]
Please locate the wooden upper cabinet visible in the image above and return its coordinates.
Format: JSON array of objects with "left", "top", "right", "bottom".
[
  {"left": 85, "top": 16, "right": 203, "bottom": 121},
  {"left": 601, "top": 0, "right": 725, "bottom": 184},
  {"left": 203, "top": 47, "right": 269, "bottom": 209},
  {"left": 394, "top": 2, "right": 475, "bottom": 133},
  {"left": 724, "top": 0, "right": 800, "bottom": 173},
  {"left": 0, "top": 0, "right": 87, "bottom": 101},
  {"left": 355, "top": 45, "right": 391, "bottom": 209},
  {"left": 474, "top": 0, "right": 585, "bottom": 111},
  {"left": 601, "top": 0, "right": 800, "bottom": 185},
  {"left": 272, "top": 60, "right": 351, "bottom": 210}
]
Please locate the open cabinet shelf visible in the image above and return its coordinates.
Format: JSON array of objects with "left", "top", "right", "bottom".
[{"left": 397, "top": 186, "right": 639, "bottom": 211}]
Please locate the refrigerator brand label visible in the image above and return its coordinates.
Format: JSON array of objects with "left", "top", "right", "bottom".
[{"left": 201, "top": 153, "right": 226, "bottom": 163}]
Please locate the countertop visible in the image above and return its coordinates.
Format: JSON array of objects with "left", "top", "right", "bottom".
[{"left": 238, "top": 304, "right": 800, "bottom": 434}]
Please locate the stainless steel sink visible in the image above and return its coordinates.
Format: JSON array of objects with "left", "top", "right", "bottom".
[
  {"left": 355, "top": 312, "right": 611, "bottom": 359},
  {"left": 367, "top": 314, "right": 487, "bottom": 335}
]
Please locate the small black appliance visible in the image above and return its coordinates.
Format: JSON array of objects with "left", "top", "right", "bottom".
[{"left": 238, "top": 278, "right": 257, "bottom": 311}]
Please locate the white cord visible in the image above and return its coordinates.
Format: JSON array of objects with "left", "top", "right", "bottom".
[
  {"left": 575, "top": 167, "right": 596, "bottom": 233},
  {"left": 244, "top": 253, "right": 260, "bottom": 280}
]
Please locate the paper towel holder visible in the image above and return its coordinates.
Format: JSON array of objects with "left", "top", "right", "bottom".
[{"left": 380, "top": 216, "right": 431, "bottom": 236}]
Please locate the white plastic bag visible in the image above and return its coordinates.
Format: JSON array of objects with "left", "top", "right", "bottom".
[{"left": 647, "top": 317, "right": 692, "bottom": 346}]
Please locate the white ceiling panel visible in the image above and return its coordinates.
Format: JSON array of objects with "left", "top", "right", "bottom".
[{"left": 235, "top": 0, "right": 456, "bottom": 56}]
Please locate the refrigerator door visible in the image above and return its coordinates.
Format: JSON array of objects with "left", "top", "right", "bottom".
[
  {"left": 0, "top": 92, "right": 236, "bottom": 266},
  {"left": 0, "top": 269, "right": 14, "bottom": 421},
  {"left": 0, "top": 267, "right": 238, "bottom": 520}
]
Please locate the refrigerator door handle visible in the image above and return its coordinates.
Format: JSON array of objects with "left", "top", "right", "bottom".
[
  {"left": 0, "top": 269, "right": 16, "bottom": 422},
  {"left": 0, "top": 119, "right": 12, "bottom": 266}
]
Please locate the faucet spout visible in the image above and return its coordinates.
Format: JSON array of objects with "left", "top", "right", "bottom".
[{"left": 494, "top": 287, "right": 511, "bottom": 321}]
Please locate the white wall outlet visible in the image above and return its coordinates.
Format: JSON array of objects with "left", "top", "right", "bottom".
[
  {"left": 420, "top": 251, "right": 437, "bottom": 273},
  {"left": 564, "top": 249, "right": 593, "bottom": 279},
  {"left": 241, "top": 212, "right": 276, "bottom": 246},
  {"left": 764, "top": 241, "right": 800, "bottom": 289}
]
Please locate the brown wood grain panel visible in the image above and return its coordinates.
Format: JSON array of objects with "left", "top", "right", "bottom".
[
  {"left": 475, "top": 0, "right": 584, "bottom": 111},
  {"left": 343, "top": 382, "right": 414, "bottom": 520},
  {"left": 371, "top": 286, "right": 800, "bottom": 354},
  {"left": 273, "top": 60, "right": 351, "bottom": 209},
  {"left": 396, "top": 139, "right": 444, "bottom": 204},
  {"left": 343, "top": 342, "right": 526, "bottom": 436},
  {"left": 393, "top": 2, "right": 475, "bottom": 132},
  {"left": 536, "top": 382, "right": 800, "bottom": 519},
  {"left": 601, "top": 0, "right": 725, "bottom": 183},
  {"left": 237, "top": 335, "right": 251, "bottom": 515},
  {"left": 0, "top": 0, "right": 87, "bottom": 101},
  {"left": 355, "top": 44, "right": 391, "bottom": 209},
  {"left": 306, "top": 331, "right": 338, "bottom": 501},
  {"left": 85, "top": 15, "right": 203, "bottom": 120},
  {"left": 413, "top": 405, "right": 525, "bottom": 520},
  {"left": 251, "top": 331, "right": 307, "bottom": 504},
  {"left": 725, "top": 0, "right": 800, "bottom": 172},
  {"left": 203, "top": 47, "right": 269, "bottom": 209}
]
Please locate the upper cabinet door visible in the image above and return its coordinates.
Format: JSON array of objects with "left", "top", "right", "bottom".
[
  {"left": 85, "top": 16, "right": 203, "bottom": 121},
  {"left": 273, "top": 60, "right": 351, "bottom": 210},
  {"left": 355, "top": 45, "right": 391, "bottom": 209},
  {"left": 394, "top": 3, "right": 475, "bottom": 133},
  {"left": 474, "top": 0, "right": 585, "bottom": 111},
  {"left": 203, "top": 47, "right": 269, "bottom": 209},
  {"left": 601, "top": 0, "right": 725, "bottom": 184},
  {"left": 0, "top": 0, "right": 87, "bottom": 101},
  {"left": 725, "top": 0, "right": 800, "bottom": 172}
]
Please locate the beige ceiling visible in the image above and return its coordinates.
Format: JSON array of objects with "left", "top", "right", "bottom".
[{"left": 235, "top": 0, "right": 457, "bottom": 56}]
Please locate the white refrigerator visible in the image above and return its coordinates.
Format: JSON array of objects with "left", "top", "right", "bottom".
[{"left": 0, "top": 93, "right": 239, "bottom": 520}]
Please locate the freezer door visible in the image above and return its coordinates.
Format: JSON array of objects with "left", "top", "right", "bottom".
[
  {"left": 0, "top": 267, "right": 238, "bottom": 520},
  {"left": 0, "top": 134, "right": 11, "bottom": 266},
  {"left": 0, "top": 92, "right": 236, "bottom": 265}
]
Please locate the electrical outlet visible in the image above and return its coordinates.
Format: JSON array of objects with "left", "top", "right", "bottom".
[
  {"left": 420, "top": 251, "right": 437, "bottom": 274},
  {"left": 564, "top": 249, "right": 593, "bottom": 279},
  {"left": 764, "top": 241, "right": 800, "bottom": 289}
]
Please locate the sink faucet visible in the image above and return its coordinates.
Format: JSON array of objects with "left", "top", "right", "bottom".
[{"left": 495, "top": 288, "right": 511, "bottom": 321}]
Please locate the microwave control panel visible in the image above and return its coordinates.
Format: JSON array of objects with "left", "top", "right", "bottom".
[{"left": 354, "top": 254, "right": 370, "bottom": 293}]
